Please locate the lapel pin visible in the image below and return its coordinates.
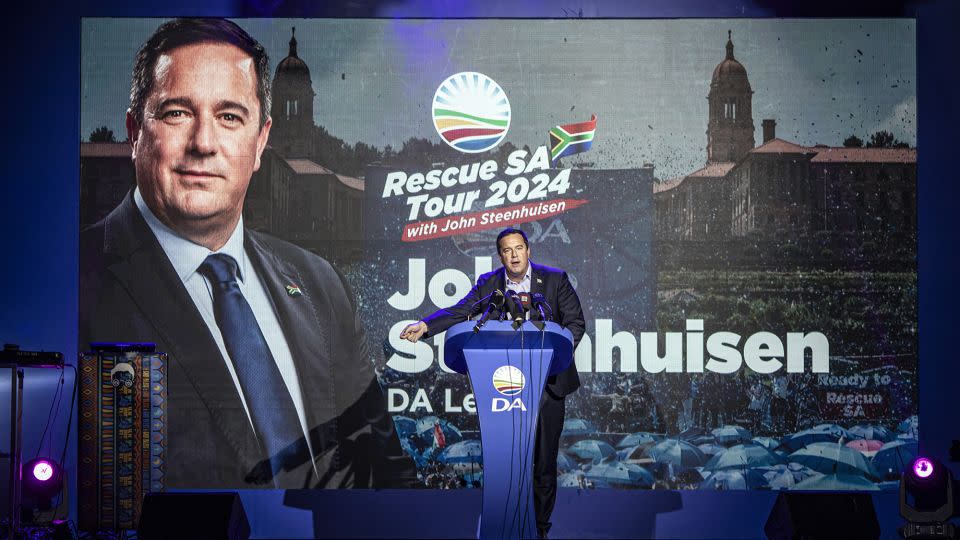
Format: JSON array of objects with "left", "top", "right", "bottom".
[
  {"left": 536, "top": 278, "right": 543, "bottom": 284},
  {"left": 285, "top": 284, "right": 303, "bottom": 296}
]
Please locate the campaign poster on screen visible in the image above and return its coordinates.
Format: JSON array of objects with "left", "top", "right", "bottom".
[{"left": 80, "top": 18, "right": 917, "bottom": 491}]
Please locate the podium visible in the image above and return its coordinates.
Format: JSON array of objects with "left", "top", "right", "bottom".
[{"left": 444, "top": 320, "right": 574, "bottom": 540}]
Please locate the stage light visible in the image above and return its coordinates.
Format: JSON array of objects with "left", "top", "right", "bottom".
[
  {"left": 21, "top": 457, "right": 63, "bottom": 512},
  {"left": 899, "top": 457, "right": 958, "bottom": 539},
  {"left": 32, "top": 459, "right": 55, "bottom": 481},
  {"left": 913, "top": 457, "right": 934, "bottom": 479}
]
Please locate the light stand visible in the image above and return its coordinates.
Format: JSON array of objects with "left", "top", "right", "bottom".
[{"left": 900, "top": 457, "right": 959, "bottom": 539}]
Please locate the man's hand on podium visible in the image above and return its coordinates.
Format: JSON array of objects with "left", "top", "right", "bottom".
[{"left": 399, "top": 321, "right": 429, "bottom": 343}]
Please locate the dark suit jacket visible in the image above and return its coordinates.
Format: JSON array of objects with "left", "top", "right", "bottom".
[
  {"left": 80, "top": 192, "right": 416, "bottom": 489},
  {"left": 421, "top": 262, "right": 585, "bottom": 398}
]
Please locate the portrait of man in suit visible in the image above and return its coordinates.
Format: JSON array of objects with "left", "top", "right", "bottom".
[
  {"left": 79, "top": 18, "right": 415, "bottom": 489},
  {"left": 400, "top": 227, "right": 585, "bottom": 538}
]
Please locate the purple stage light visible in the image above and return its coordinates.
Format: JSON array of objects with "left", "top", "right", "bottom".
[
  {"left": 21, "top": 457, "right": 63, "bottom": 511},
  {"left": 912, "top": 457, "right": 934, "bottom": 479},
  {"left": 32, "top": 459, "right": 55, "bottom": 482}
]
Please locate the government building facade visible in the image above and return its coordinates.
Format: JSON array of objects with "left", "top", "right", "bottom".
[{"left": 653, "top": 32, "right": 916, "bottom": 269}]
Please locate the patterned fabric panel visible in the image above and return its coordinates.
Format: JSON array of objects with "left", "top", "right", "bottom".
[{"left": 78, "top": 351, "right": 166, "bottom": 532}]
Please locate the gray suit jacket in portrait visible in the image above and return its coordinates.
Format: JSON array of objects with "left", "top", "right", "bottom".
[{"left": 80, "top": 192, "right": 417, "bottom": 489}]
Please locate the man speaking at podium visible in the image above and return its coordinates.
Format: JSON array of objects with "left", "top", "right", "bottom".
[{"left": 400, "top": 227, "right": 585, "bottom": 538}]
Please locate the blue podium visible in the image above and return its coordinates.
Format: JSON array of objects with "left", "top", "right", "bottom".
[{"left": 444, "top": 320, "right": 574, "bottom": 540}]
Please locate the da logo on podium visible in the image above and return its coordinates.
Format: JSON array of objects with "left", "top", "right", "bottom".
[{"left": 492, "top": 365, "right": 527, "bottom": 412}]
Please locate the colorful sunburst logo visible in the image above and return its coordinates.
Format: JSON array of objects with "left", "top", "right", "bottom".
[
  {"left": 492, "top": 365, "right": 525, "bottom": 396},
  {"left": 432, "top": 72, "right": 511, "bottom": 153}
]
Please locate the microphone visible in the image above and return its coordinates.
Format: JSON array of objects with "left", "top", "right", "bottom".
[
  {"left": 518, "top": 292, "right": 532, "bottom": 318},
  {"left": 490, "top": 288, "right": 507, "bottom": 311},
  {"left": 505, "top": 290, "right": 525, "bottom": 330},
  {"left": 473, "top": 289, "right": 505, "bottom": 332},
  {"left": 524, "top": 292, "right": 548, "bottom": 331},
  {"left": 531, "top": 293, "right": 551, "bottom": 322}
]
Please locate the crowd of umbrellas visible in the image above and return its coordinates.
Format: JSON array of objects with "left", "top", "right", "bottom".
[
  {"left": 556, "top": 416, "right": 919, "bottom": 490},
  {"left": 392, "top": 413, "right": 920, "bottom": 490},
  {"left": 393, "top": 415, "right": 485, "bottom": 487}
]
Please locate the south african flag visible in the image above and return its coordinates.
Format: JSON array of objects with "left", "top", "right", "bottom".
[{"left": 549, "top": 114, "right": 597, "bottom": 164}]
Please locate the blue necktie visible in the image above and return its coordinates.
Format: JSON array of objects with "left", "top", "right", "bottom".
[{"left": 199, "top": 253, "right": 302, "bottom": 482}]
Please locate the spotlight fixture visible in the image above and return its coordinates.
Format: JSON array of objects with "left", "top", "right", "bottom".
[
  {"left": 899, "top": 457, "right": 958, "bottom": 539},
  {"left": 21, "top": 457, "right": 63, "bottom": 513},
  {"left": 32, "top": 460, "right": 56, "bottom": 482},
  {"left": 915, "top": 458, "right": 935, "bottom": 479}
]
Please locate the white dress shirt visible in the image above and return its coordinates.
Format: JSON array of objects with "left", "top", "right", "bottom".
[
  {"left": 504, "top": 263, "right": 532, "bottom": 294},
  {"left": 134, "top": 188, "right": 317, "bottom": 474}
]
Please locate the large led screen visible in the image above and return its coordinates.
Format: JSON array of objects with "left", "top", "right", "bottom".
[{"left": 80, "top": 18, "right": 918, "bottom": 491}]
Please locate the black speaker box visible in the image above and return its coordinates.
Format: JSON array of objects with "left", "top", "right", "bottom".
[
  {"left": 138, "top": 492, "right": 250, "bottom": 540},
  {"left": 764, "top": 492, "right": 880, "bottom": 540}
]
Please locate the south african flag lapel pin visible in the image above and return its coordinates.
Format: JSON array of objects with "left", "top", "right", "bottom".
[{"left": 285, "top": 284, "right": 303, "bottom": 296}]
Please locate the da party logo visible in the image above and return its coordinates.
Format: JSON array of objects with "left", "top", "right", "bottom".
[
  {"left": 491, "top": 365, "right": 527, "bottom": 412},
  {"left": 432, "top": 72, "right": 510, "bottom": 153},
  {"left": 492, "top": 365, "right": 525, "bottom": 396}
]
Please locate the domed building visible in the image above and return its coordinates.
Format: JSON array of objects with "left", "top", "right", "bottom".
[
  {"left": 270, "top": 27, "right": 315, "bottom": 158},
  {"left": 706, "top": 31, "right": 755, "bottom": 164},
  {"left": 652, "top": 32, "right": 750, "bottom": 241},
  {"left": 653, "top": 31, "right": 916, "bottom": 260},
  {"left": 242, "top": 27, "right": 365, "bottom": 261}
]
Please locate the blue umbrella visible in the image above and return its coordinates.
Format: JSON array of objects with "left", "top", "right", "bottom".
[
  {"left": 616, "top": 432, "right": 661, "bottom": 449},
  {"left": 751, "top": 437, "right": 781, "bottom": 451},
  {"left": 557, "top": 451, "right": 577, "bottom": 472},
  {"left": 393, "top": 415, "right": 417, "bottom": 437},
  {"left": 697, "top": 443, "right": 727, "bottom": 458},
  {"left": 849, "top": 424, "right": 895, "bottom": 443},
  {"left": 793, "top": 473, "right": 881, "bottom": 491},
  {"left": 788, "top": 442, "right": 879, "bottom": 480},
  {"left": 813, "top": 424, "right": 862, "bottom": 441},
  {"left": 437, "top": 439, "right": 482, "bottom": 464},
  {"left": 677, "top": 427, "right": 717, "bottom": 446},
  {"left": 675, "top": 467, "right": 710, "bottom": 487},
  {"left": 646, "top": 439, "right": 707, "bottom": 469},
  {"left": 699, "top": 469, "right": 769, "bottom": 490},
  {"left": 689, "top": 435, "right": 718, "bottom": 446},
  {"left": 757, "top": 463, "right": 819, "bottom": 489},
  {"left": 562, "top": 418, "right": 597, "bottom": 436},
  {"left": 617, "top": 445, "right": 650, "bottom": 463},
  {"left": 872, "top": 440, "right": 918, "bottom": 481},
  {"left": 585, "top": 462, "right": 655, "bottom": 488},
  {"left": 781, "top": 430, "right": 835, "bottom": 452},
  {"left": 781, "top": 425, "right": 859, "bottom": 452},
  {"left": 711, "top": 425, "right": 752, "bottom": 446},
  {"left": 567, "top": 439, "right": 616, "bottom": 464},
  {"left": 704, "top": 444, "right": 786, "bottom": 471}
]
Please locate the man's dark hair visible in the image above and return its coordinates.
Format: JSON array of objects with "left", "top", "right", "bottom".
[
  {"left": 129, "top": 18, "right": 271, "bottom": 129},
  {"left": 496, "top": 227, "right": 529, "bottom": 251}
]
